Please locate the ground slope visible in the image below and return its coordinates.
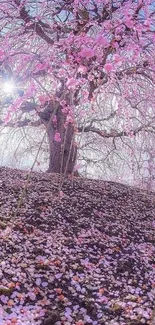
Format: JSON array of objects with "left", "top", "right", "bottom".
[{"left": 0, "top": 167, "right": 155, "bottom": 325}]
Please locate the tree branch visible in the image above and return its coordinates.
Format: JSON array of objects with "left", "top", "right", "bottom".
[
  {"left": 0, "top": 118, "right": 42, "bottom": 128},
  {"left": 21, "top": 101, "right": 37, "bottom": 113},
  {"left": 78, "top": 111, "right": 117, "bottom": 130},
  {"left": 14, "top": 0, "right": 54, "bottom": 45},
  {"left": 78, "top": 121, "right": 154, "bottom": 138}
]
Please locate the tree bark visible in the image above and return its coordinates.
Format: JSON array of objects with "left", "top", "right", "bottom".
[{"left": 39, "top": 102, "right": 77, "bottom": 174}]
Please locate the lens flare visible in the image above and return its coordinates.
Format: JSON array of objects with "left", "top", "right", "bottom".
[{"left": 3, "top": 81, "right": 15, "bottom": 94}]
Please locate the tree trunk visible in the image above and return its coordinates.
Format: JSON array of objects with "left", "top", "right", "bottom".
[
  {"left": 47, "top": 121, "right": 77, "bottom": 174},
  {"left": 39, "top": 102, "right": 77, "bottom": 174}
]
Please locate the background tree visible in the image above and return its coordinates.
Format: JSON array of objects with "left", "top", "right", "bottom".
[{"left": 0, "top": 0, "right": 155, "bottom": 179}]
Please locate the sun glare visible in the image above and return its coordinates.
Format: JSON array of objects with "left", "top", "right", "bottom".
[{"left": 3, "top": 81, "right": 15, "bottom": 94}]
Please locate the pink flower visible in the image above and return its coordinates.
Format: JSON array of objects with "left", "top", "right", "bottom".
[
  {"left": 79, "top": 110, "right": 86, "bottom": 117},
  {"left": 66, "top": 115, "right": 73, "bottom": 124},
  {"left": 144, "top": 19, "right": 151, "bottom": 28},
  {"left": 66, "top": 78, "right": 78, "bottom": 89},
  {"left": 52, "top": 115, "right": 57, "bottom": 123},
  {"left": 60, "top": 100, "right": 66, "bottom": 107},
  {"left": 54, "top": 132, "right": 61, "bottom": 142},
  {"left": 125, "top": 18, "right": 134, "bottom": 29},
  {"left": 96, "top": 35, "right": 108, "bottom": 47},
  {"left": 0, "top": 50, "right": 4, "bottom": 59},
  {"left": 81, "top": 90, "right": 89, "bottom": 100},
  {"left": 39, "top": 95, "right": 49, "bottom": 104},
  {"left": 12, "top": 98, "right": 23, "bottom": 110},
  {"left": 74, "top": 163, "right": 81, "bottom": 171},
  {"left": 77, "top": 65, "right": 87, "bottom": 74},
  {"left": 113, "top": 54, "right": 122, "bottom": 63},
  {"left": 4, "top": 112, "right": 11, "bottom": 124},
  {"left": 36, "top": 62, "right": 47, "bottom": 70},
  {"left": 62, "top": 107, "right": 68, "bottom": 114},
  {"left": 88, "top": 74, "right": 94, "bottom": 81},
  {"left": 79, "top": 47, "right": 95, "bottom": 59},
  {"left": 26, "top": 82, "right": 36, "bottom": 96},
  {"left": 58, "top": 69, "right": 66, "bottom": 77},
  {"left": 104, "top": 63, "right": 113, "bottom": 73}
]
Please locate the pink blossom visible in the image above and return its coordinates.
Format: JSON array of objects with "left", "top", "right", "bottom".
[
  {"left": 66, "top": 115, "right": 73, "bottom": 124},
  {"left": 79, "top": 110, "right": 86, "bottom": 117},
  {"left": 12, "top": 98, "right": 23, "bottom": 110},
  {"left": 113, "top": 54, "right": 122, "bottom": 63},
  {"left": 125, "top": 19, "right": 134, "bottom": 29},
  {"left": 81, "top": 90, "right": 89, "bottom": 100},
  {"left": 88, "top": 74, "right": 94, "bottom": 81},
  {"left": 26, "top": 82, "right": 36, "bottom": 96},
  {"left": 58, "top": 69, "right": 66, "bottom": 77},
  {"left": 0, "top": 50, "right": 4, "bottom": 59},
  {"left": 4, "top": 112, "right": 11, "bottom": 124},
  {"left": 52, "top": 115, "right": 57, "bottom": 123},
  {"left": 96, "top": 35, "right": 108, "bottom": 47},
  {"left": 66, "top": 78, "right": 78, "bottom": 89},
  {"left": 39, "top": 95, "right": 49, "bottom": 104},
  {"left": 74, "top": 163, "right": 81, "bottom": 171},
  {"left": 36, "top": 62, "right": 47, "bottom": 70},
  {"left": 79, "top": 47, "right": 95, "bottom": 59},
  {"left": 144, "top": 19, "right": 151, "bottom": 28},
  {"left": 60, "top": 100, "right": 66, "bottom": 107},
  {"left": 104, "top": 63, "right": 113, "bottom": 73},
  {"left": 62, "top": 107, "right": 68, "bottom": 114},
  {"left": 54, "top": 132, "right": 61, "bottom": 142},
  {"left": 77, "top": 65, "right": 87, "bottom": 74}
]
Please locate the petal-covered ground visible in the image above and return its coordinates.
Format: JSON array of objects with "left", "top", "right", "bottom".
[{"left": 0, "top": 167, "right": 155, "bottom": 325}]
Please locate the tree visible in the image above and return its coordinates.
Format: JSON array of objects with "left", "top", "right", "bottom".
[{"left": 0, "top": 0, "right": 155, "bottom": 175}]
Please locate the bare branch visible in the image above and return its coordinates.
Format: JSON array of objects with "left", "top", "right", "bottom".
[
  {"left": 0, "top": 118, "right": 42, "bottom": 128},
  {"left": 13, "top": 0, "right": 54, "bottom": 45},
  {"left": 78, "top": 111, "right": 117, "bottom": 130},
  {"left": 78, "top": 120, "right": 155, "bottom": 138},
  {"left": 21, "top": 101, "right": 37, "bottom": 113}
]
